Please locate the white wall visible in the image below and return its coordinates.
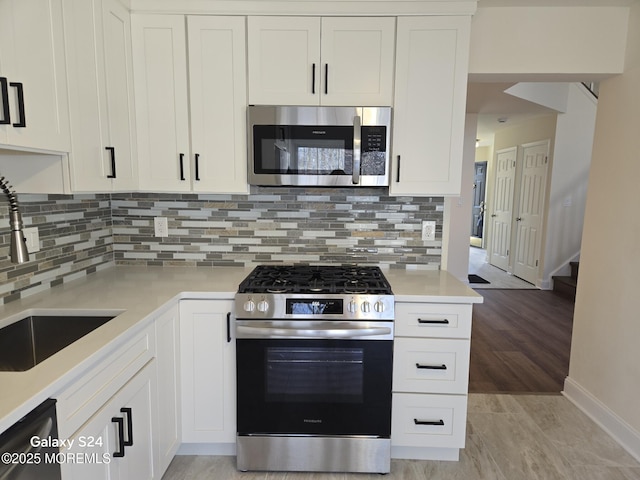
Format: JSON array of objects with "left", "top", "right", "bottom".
[
  {"left": 469, "top": 6, "right": 629, "bottom": 80},
  {"left": 543, "top": 83, "right": 597, "bottom": 286},
  {"left": 442, "top": 114, "right": 477, "bottom": 282},
  {"left": 565, "top": 1, "right": 640, "bottom": 459}
]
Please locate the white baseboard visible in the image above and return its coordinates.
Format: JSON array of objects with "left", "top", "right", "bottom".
[
  {"left": 177, "top": 443, "right": 236, "bottom": 455},
  {"left": 563, "top": 376, "right": 640, "bottom": 462}
]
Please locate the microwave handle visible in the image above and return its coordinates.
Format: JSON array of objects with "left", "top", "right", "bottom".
[{"left": 352, "top": 115, "right": 361, "bottom": 185}]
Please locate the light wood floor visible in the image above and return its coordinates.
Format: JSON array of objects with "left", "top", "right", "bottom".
[{"left": 162, "top": 394, "right": 640, "bottom": 479}]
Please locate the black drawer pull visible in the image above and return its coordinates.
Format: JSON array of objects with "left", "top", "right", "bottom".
[
  {"left": 417, "top": 318, "right": 449, "bottom": 325},
  {"left": 120, "top": 407, "right": 133, "bottom": 447},
  {"left": 195, "top": 153, "right": 200, "bottom": 181},
  {"left": 226, "top": 312, "right": 232, "bottom": 343},
  {"left": 10, "top": 81, "right": 26, "bottom": 127},
  {"left": 414, "top": 419, "right": 444, "bottom": 426},
  {"left": 416, "top": 363, "right": 447, "bottom": 370},
  {"left": 179, "top": 153, "right": 185, "bottom": 180},
  {"left": 0, "top": 77, "right": 10, "bottom": 125},
  {"left": 106, "top": 146, "right": 116, "bottom": 178},
  {"left": 111, "top": 416, "right": 125, "bottom": 457}
]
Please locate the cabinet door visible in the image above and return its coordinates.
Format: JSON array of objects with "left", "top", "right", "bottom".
[
  {"left": 180, "top": 299, "right": 236, "bottom": 445},
  {"left": 187, "top": 16, "right": 248, "bottom": 194},
  {"left": 65, "top": 0, "right": 137, "bottom": 192},
  {"left": 0, "top": 0, "right": 70, "bottom": 152},
  {"left": 154, "top": 304, "right": 181, "bottom": 475},
  {"left": 247, "top": 16, "right": 321, "bottom": 105},
  {"left": 320, "top": 17, "right": 395, "bottom": 106},
  {"left": 61, "top": 361, "right": 158, "bottom": 480},
  {"left": 132, "top": 14, "right": 191, "bottom": 191},
  {"left": 101, "top": 0, "right": 138, "bottom": 191},
  {"left": 390, "top": 16, "right": 471, "bottom": 196}
]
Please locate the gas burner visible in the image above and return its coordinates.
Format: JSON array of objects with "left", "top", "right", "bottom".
[
  {"left": 237, "top": 264, "right": 393, "bottom": 295},
  {"left": 343, "top": 280, "right": 368, "bottom": 294}
]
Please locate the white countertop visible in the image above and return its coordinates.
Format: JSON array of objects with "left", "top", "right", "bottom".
[{"left": 0, "top": 265, "right": 481, "bottom": 433}]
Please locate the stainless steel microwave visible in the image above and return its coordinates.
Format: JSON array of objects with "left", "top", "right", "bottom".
[{"left": 247, "top": 105, "right": 391, "bottom": 187}]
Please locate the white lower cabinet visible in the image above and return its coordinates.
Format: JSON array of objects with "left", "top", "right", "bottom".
[
  {"left": 60, "top": 360, "right": 158, "bottom": 480},
  {"left": 391, "top": 302, "right": 473, "bottom": 461},
  {"left": 179, "top": 299, "right": 236, "bottom": 450}
]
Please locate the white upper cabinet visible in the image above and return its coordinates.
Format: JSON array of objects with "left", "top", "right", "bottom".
[
  {"left": 248, "top": 16, "right": 395, "bottom": 106},
  {"left": 390, "top": 16, "right": 471, "bottom": 196},
  {"left": 0, "top": 0, "right": 70, "bottom": 152},
  {"left": 132, "top": 14, "right": 248, "bottom": 193},
  {"left": 64, "top": 0, "right": 138, "bottom": 192}
]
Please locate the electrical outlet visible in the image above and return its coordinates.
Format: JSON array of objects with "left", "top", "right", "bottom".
[
  {"left": 421, "top": 221, "right": 436, "bottom": 241},
  {"left": 154, "top": 217, "right": 169, "bottom": 237},
  {"left": 24, "top": 227, "right": 40, "bottom": 253}
]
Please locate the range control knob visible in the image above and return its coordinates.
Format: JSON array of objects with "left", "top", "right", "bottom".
[
  {"left": 348, "top": 300, "right": 358, "bottom": 313},
  {"left": 257, "top": 300, "right": 269, "bottom": 313},
  {"left": 361, "top": 301, "right": 371, "bottom": 313},
  {"left": 374, "top": 301, "right": 385, "bottom": 313},
  {"left": 243, "top": 300, "right": 256, "bottom": 313}
]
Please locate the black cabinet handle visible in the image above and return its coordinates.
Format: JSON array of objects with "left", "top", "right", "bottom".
[
  {"left": 120, "top": 407, "right": 133, "bottom": 447},
  {"left": 312, "top": 63, "right": 316, "bottom": 94},
  {"left": 416, "top": 363, "right": 447, "bottom": 370},
  {"left": 396, "top": 155, "right": 401, "bottom": 182},
  {"left": 179, "top": 153, "right": 185, "bottom": 180},
  {"left": 106, "top": 147, "right": 116, "bottom": 178},
  {"left": 414, "top": 419, "right": 445, "bottom": 426},
  {"left": 0, "top": 77, "right": 9, "bottom": 125},
  {"left": 10, "top": 82, "right": 25, "bottom": 127},
  {"left": 226, "top": 312, "right": 231, "bottom": 343},
  {"left": 324, "top": 64, "right": 328, "bottom": 94},
  {"left": 111, "top": 416, "right": 126, "bottom": 457},
  {"left": 417, "top": 318, "right": 449, "bottom": 325},
  {"left": 195, "top": 153, "right": 200, "bottom": 181}
]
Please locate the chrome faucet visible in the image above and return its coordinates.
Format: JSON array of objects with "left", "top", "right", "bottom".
[{"left": 1, "top": 176, "right": 29, "bottom": 264}]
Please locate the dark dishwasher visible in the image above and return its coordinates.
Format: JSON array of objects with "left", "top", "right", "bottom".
[{"left": 0, "top": 399, "right": 61, "bottom": 480}]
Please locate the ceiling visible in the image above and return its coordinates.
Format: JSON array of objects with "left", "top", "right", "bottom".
[{"left": 466, "top": 82, "right": 559, "bottom": 147}]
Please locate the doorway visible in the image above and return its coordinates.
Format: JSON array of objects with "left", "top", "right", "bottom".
[{"left": 470, "top": 161, "right": 487, "bottom": 246}]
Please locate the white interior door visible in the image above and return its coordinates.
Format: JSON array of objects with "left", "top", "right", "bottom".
[
  {"left": 513, "top": 141, "right": 549, "bottom": 284},
  {"left": 489, "top": 147, "right": 517, "bottom": 271}
]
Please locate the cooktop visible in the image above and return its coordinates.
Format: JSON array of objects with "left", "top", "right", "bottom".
[{"left": 237, "top": 265, "right": 393, "bottom": 295}]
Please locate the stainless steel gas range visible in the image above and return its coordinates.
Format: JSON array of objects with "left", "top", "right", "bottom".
[{"left": 235, "top": 265, "right": 394, "bottom": 474}]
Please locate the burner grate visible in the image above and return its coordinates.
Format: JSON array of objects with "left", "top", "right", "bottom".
[{"left": 238, "top": 265, "right": 393, "bottom": 295}]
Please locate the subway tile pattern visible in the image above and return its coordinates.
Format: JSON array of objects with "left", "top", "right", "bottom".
[
  {"left": 0, "top": 188, "right": 443, "bottom": 305},
  {"left": 0, "top": 194, "right": 113, "bottom": 305},
  {"left": 111, "top": 187, "right": 444, "bottom": 269}
]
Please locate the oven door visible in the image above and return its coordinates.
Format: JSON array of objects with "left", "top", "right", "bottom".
[{"left": 236, "top": 336, "right": 392, "bottom": 437}]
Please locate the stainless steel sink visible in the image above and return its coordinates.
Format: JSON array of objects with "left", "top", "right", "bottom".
[{"left": 0, "top": 313, "right": 117, "bottom": 372}]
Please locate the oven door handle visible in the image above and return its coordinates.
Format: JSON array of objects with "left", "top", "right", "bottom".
[{"left": 236, "top": 324, "right": 392, "bottom": 339}]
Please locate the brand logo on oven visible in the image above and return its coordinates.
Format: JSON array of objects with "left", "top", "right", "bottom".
[
  {"left": 311, "top": 130, "right": 326, "bottom": 135},
  {"left": 303, "top": 419, "right": 323, "bottom": 424}
]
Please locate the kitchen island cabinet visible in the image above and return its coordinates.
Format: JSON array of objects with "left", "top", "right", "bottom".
[
  {"left": 390, "top": 16, "right": 471, "bottom": 196},
  {"left": 0, "top": 0, "right": 70, "bottom": 153},
  {"left": 247, "top": 16, "right": 395, "bottom": 106},
  {"left": 131, "top": 15, "right": 248, "bottom": 194}
]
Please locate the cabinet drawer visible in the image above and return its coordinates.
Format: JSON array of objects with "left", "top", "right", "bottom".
[
  {"left": 393, "top": 338, "right": 470, "bottom": 394},
  {"left": 395, "top": 303, "right": 472, "bottom": 339},
  {"left": 391, "top": 393, "right": 467, "bottom": 448},
  {"left": 56, "top": 325, "right": 155, "bottom": 439}
]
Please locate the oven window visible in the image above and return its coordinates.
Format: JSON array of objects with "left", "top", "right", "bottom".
[{"left": 265, "top": 347, "right": 363, "bottom": 404}]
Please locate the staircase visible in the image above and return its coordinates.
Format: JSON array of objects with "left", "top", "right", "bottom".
[{"left": 552, "top": 262, "right": 579, "bottom": 301}]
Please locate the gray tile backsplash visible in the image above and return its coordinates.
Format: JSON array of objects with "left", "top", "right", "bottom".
[
  {"left": 0, "top": 194, "right": 113, "bottom": 304},
  {"left": 0, "top": 188, "right": 443, "bottom": 304},
  {"left": 111, "top": 187, "right": 443, "bottom": 268}
]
